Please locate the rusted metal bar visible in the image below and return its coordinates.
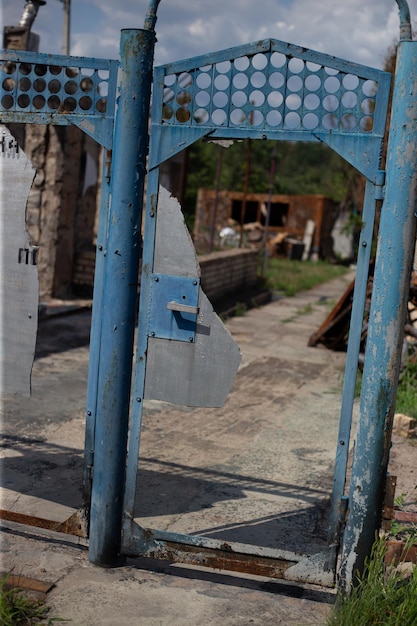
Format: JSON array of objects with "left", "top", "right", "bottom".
[{"left": 0, "top": 509, "right": 87, "bottom": 538}]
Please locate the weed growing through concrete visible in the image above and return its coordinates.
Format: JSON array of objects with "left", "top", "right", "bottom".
[
  {"left": 327, "top": 538, "right": 417, "bottom": 626},
  {"left": 0, "top": 574, "right": 64, "bottom": 625}
]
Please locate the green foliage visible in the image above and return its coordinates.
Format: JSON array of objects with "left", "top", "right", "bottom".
[
  {"left": 0, "top": 574, "right": 63, "bottom": 625},
  {"left": 327, "top": 538, "right": 417, "bottom": 626},
  {"left": 395, "top": 354, "right": 417, "bottom": 419},
  {"left": 265, "top": 258, "right": 348, "bottom": 297},
  {"left": 183, "top": 138, "right": 355, "bottom": 222}
]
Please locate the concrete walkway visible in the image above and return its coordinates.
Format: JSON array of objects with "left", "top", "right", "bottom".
[{"left": 0, "top": 271, "right": 357, "bottom": 625}]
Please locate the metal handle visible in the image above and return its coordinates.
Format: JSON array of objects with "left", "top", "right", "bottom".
[{"left": 166, "top": 301, "right": 199, "bottom": 315}]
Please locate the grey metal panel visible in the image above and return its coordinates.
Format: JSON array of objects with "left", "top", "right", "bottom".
[
  {"left": 144, "top": 288, "right": 241, "bottom": 407},
  {"left": 153, "top": 185, "right": 200, "bottom": 278},
  {"left": 0, "top": 125, "right": 38, "bottom": 396},
  {"left": 144, "top": 185, "right": 241, "bottom": 407}
]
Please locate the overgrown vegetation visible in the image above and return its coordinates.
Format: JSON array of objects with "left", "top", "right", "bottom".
[
  {"left": 0, "top": 575, "right": 60, "bottom": 625},
  {"left": 327, "top": 538, "right": 417, "bottom": 626},
  {"left": 265, "top": 258, "right": 349, "bottom": 297},
  {"left": 395, "top": 354, "right": 417, "bottom": 419}
]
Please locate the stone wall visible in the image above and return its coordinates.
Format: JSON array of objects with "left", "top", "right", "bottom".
[{"left": 199, "top": 248, "right": 259, "bottom": 303}]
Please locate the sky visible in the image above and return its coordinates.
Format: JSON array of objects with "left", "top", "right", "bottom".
[{"left": 1, "top": 0, "right": 417, "bottom": 70}]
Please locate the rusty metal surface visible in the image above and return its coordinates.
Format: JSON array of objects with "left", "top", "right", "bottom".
[{"left": 0, "top": 508, "right": 88, "bottom": 538}]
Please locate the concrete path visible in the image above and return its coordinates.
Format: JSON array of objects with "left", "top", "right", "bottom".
[{"left": 0, "top": 271, "right": 357, "bottom": 625}]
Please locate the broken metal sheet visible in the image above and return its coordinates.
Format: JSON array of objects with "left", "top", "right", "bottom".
[
  {"left": 143, "top": 187, "right": 241, "bottom": 407},
  {"left": 0, "top": 125, "right": 38, "bottom": 396}
]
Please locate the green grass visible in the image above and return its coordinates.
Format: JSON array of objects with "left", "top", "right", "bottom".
[
  {"left": 0, "top": 574, "right": 62, "bottom": 625},
  {"left": 327, "top": 538, "right": 417, "bottom": 626},
  {"left": 265, "top": 258, "right": 349, "bottom": 297}
]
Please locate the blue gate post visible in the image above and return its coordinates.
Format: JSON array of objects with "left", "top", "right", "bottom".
[
  {"left": 88, "top": 6, "right": 159, "bottom": 565},
  {"left": 339, "top": 10, "right": 417, "bottom": 589}
]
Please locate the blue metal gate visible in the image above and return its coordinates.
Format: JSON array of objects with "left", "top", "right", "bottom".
[{"left": 1, "top": 0, "right": 416, "bottom": 590}]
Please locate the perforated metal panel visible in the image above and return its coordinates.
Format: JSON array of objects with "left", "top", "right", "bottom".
[{"left": 0, "top": 50, "right": 118, "bottom": 148}]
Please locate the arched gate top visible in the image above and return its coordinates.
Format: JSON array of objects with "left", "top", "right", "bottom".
[{"left": 150, "top": 38, "right": 391, "bottom": 181}]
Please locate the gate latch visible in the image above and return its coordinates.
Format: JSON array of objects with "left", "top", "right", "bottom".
[{"left": 148, "top": 273, "right": 200, "bottom": 342}]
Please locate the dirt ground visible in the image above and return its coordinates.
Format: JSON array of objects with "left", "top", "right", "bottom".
[{"left": 1, "top": 271, "right": 417, "bottom": 625}]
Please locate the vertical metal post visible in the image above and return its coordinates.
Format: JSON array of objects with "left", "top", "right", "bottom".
[
  {"left": 339, "top": 36, "right": 417, "bottom": 589},
  {"left": 88, "top": 26, "right": 156, "bottom": 566}
]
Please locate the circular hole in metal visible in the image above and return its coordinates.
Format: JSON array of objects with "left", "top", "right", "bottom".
[
  {"left": 287, "top": 75, "right": 303, "bottom": 92},
  {"left": 342, "top": 91, "right": 358, "bottom": 108},
  {"left": 234, "top": 56, "right": 250, "bottom": 71},
  {"left": 178, "top": 72, "right": 192, "bottom": 88},
  {"left": 65, "top": 80, "right": 78, "bottom": 95},
  {"left": 195, "top": 90, "right": 210, "bottom": 107},
  {"left": 48, "top": 79, "right": 61, "bottom": 94},
  {"left": 98, "top": 69, "right": 109, "bottom": 80},
  {"left": 323, "top": 95, "right": 339, "bottom": 112},
  {"left": 176, "top": 107, "right": 190, "bottom": 123},
  {"left": 304, "top": 93, "right": 320, "bottom": 110},
  {"left": 341, "top": 113, "right": 357, "bottom": 129},
  {"left": 63, "top": 96, "right": 76, "bottom": 111},
  {"left": 230, "top": 109, "right": 245, "bottom": 125},
  {"left": 322, "top": 113, "right": 338, "bottom": 129},
  {"left": 33, "top": 94, "right": 46, "bottom": 109},
  {"left": 212, "top": 109, "right": 227, "bottom": 125},
  {"left": 33, "top": 78, "right": 46, "bottom": 92},
  {"left": 305, "top": 74, "right": 321, "bottom": 91},
  {"left": 1, "top": 95, "right": 14, "bottom": 109},
  {"left": 285, "top": 93, "right": 302, "bottom": 111},
  {"left": 176, "top": 90, "right": 191, "bottom": 105},
  {"left": 233, "top": 73, "right": 248, "bottom": 89},
  {"left": 164, "top": 74, "right": 176, "bottom": 86},
  {"left": 250, "top": 71, "right": 266, "bottom": 88},
  {"left": 98, "top": 81, "right": 108, "bottom": 97},
  {"left": 288, "top": 57, "right": 304, "bottom": 74},
  {"left": 4, "top": 62, "right": 16, "bottom": 75},
  {"left": 266, "top": 110, "right": 282, "bottom": 126},
  {"left": 49, "top": 65, "right": 62, "bottom": 75},
  {"left": 2, "top": 77, "right": 15, "bottom": 92},
  {"left": 269, "top": 72, "right": 285, "bottom": 89},
  {"left": 324, "top": 76, "right": 340, "bottom": 94},
  {"left": 19, "top": 77, "right": 31, "bottom": 91},
  {"left": 270, "top": 52, "right": 286, "bottom": 68},
  {"left": 66, "top": 67, "right": 79, "bottom": 78},
  {"left": 17, "top": 94, "right": 30, "bottom": 108},
  {"left": 162, "top": 105, "right": 173, "bottom": 120},
  {"left": 81, "top": 67, "right": 94, "bottom": 76},
  {"left": 360, "top": 115, "right": 373, "bottom": 131},
  {"left": 232, "top": 90, "right": 247, "bottom": 106},
  {"left": 343, "top": 74, "right": 359, "bottom": 90},
  {"left": 19, "top": 63, "right": 31, "bottom": 75},
  {"left": 213, "top": 91, "right": 228, "bottom": 108},
  {"left": 48, "top": 95, "right": 61, "bottom": 110},
  {"left": 361, "top": 98, "right": 375, "bottom": 115},
  {"left": 249, "top": 90, "right": 265, "bottom": 107},
  {"left": 306, "top": 61, "right": 321, "bottom": 72},
  {"left": 362, "top": 80, "right": 377, "bottom": 97},
  {"left": 163, "top": 87, "right": 175, "bottom": 104},
  {"left": 249, "top": 110, "right": 264, "bottom": 126},
  {"left": 214, "top": 74, "right": 229, "bottom": 90},
  {"left": 79, "top": 96, "right": 92, "bottom": 110},
  {"left": 302, "top": 113, "right": 319, "bottom": 129},
  {"left": 80, "top": 77, "right": 94, "bottom": 92},
  {"left": 34, "top": 64, "right": 47, "bottom": 76},
  {"left": 267, "top": 91, "right": 283, "bottom": 107},
  {"left": 284, "top": 111, "right": 301, "bottom": 128},
  {"left": 194, "top": 108, "right": 209, "bottom": 124},
  {"left": 252, "top": 53, "right": 268, "bottom": 70},
  {"left": 196, "top": 72, "right": 211, "bottom": 89},
  {"left": 324, "top": 66, "right": 339, "bottom": 76},
  {"left": 96, "top": 98, "right": 107, "bottom": 113},
  {"left": 216, "top": 60, "right": 231, "bottom": 74}
]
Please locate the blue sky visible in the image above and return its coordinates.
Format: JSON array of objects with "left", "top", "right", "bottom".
[{"left": 2, "top": 0, "right": 417, "bottom": 69}]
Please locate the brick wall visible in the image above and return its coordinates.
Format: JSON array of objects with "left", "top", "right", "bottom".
[{"left": 72, "top": 247, "right": 259, "bottom": 302}]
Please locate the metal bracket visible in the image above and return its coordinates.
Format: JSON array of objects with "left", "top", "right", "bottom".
[{"left": 148, "top": 273, "right": 200, "bottom": 342}]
